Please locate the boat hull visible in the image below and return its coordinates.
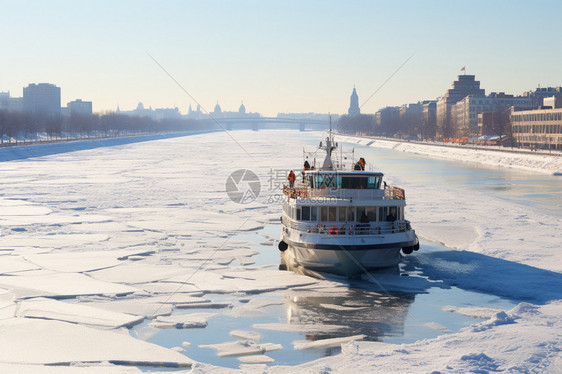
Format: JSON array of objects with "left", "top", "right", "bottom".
[{"left": 282, "top": 236, "right": 417, "bottom": 276}]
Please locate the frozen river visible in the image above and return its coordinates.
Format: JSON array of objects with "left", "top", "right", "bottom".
[{"left": 0, "top": 130, "right": 559, "bottom": 372}]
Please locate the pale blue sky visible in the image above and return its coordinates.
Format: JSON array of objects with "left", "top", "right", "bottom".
[{"left": 1, "top": 0, "right": 561, "bottom": 116}]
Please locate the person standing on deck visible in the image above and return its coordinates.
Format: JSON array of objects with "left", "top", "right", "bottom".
[{"left": 288, "top": 170, "right": 296, "bottom": 188}]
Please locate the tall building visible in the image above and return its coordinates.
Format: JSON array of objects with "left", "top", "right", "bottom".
[
  {"left": 399, "top": 102, "right": 423, "bottom": 137},
  {"left": 421, "top": 100, "right": 437, "bottom": 139},
  {"left": 436, "top": 75, "right": 485, "bottom": 138},
  {"left": 511, "top": 97, "right": 562, "bottom": 150},
  {"left": 67, "top": 99, "right": 92, "bottom": 116},
  {"left": 23, "top": 83, "right": 61, "bottom": 120},
  {"left": 522, "top": 86, "right": 562, "bottom": 106},
  {"left": 0, "top": 92, "right": 23, "bottom": 112},
  {"left": 239, "top": 101, "right": 246, "bottom": 114},
  {"left": 452, "top": 93, "right": 536, "bottom": 136},
  {"left": 348, "top": 87, "right": 360, "bottom": 116}
]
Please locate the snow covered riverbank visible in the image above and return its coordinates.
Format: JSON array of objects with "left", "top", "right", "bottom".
[
  {"left": 336, "top": 135, "right": 562, "bottom": 175},
  {"left": 0, "top": 130, "right": 559, "bottom": 373}
]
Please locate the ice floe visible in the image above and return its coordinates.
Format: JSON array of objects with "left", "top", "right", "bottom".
[
  {"left": 0, "top": 272, "right": 138, "bottom": 299},
  {"left": 199, "top": 340, "right": 282, "bottom": 358},
  {"left": 17, "top": 297, "right": 144, "bottom": 328},
  {"left": 293, "top": 334, "right": 366, "bottom": 350},
  {"left": 0, "top": 318, "right": 193, "bottom": 367},
  {"left": 150, "top": 312, "right": 216, "bottom": 329}
]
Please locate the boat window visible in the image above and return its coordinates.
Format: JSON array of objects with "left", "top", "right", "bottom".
[
  {"left": 328, "top": 207, "right": 337, "bottom": 221},
  {"left": 315, "top": 174, "right": 335, "bottom": 189},
  {"left": 338, "top": 207, "right": 346, "bottom": 221},
  {"left": 341, "top": 176, "right": 381, "bottom": 189},
  {"left": 367, "top": 207, "right": 377, "bottom": 221},
  {"left": 336, "top": 176, "right": 342, "bottom": 189},
  {"left": 356, "top": 207, "right": 366, "bottom": 222},
  {"left": 347, "top": 207, "right": 355, "bottom": 222},
  {"left": 311, "top": 206, "right": 317, "bottom": 221},
  {"left": 324, "top": 175, "right": 336, "bottom": 188},
  {"left": 320, "top": 207, "right": 328, "bottom": 221},
  {"left": 301, "top": 206, "right": 310, "bottom": 221},
  {"left": 386, "top": 207, "right": 397, "bottom": 221},
  {"left": 368, "top": 177, "right": 381, "bottom": 189},
  {"left": 296, "top": 207, "right": 301, "bottom": 220}
]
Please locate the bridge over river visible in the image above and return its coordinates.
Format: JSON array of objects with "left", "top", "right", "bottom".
[{"left": 198, "top": 116, "right": 330, "bottom": 131}]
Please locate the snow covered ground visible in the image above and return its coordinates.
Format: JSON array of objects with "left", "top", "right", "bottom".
[
  {"left": 0, "top": 130, "right": 560, "bottom": 373},
  {"left": 336, "top": 135, "right": 562, "bottom": 176}
]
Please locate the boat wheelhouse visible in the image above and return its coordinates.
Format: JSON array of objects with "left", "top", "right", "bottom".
[{"left": 279, "top": 132, "right": 419, "bottom": 276}]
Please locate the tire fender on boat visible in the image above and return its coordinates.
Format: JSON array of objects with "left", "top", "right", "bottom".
[
  {"left": 278, "top": 241, "right": 288, "bottom": 251},
  {"left": 402, "top": 246, "right": 414, "bottom": 255}
]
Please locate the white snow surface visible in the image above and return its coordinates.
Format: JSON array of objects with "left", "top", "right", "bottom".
[
  {"left": 336, "top": 135, "right": 562, "bottom": 175},
  {"left": 0, "top": 131, "right": 559, "bottom": 372}
]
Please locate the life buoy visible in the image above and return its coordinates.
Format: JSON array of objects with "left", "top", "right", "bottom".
[{"left": 329, "top": 226, "right": 338, "bottom": 235}]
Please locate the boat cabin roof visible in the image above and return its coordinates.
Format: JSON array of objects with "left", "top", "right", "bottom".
[{"left": 305, "top": 170, "right": 384, "bottom": 177}]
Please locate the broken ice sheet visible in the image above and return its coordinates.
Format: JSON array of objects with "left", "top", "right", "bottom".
[
  {"left": 199, "top": 340, "right": 282, "bottom": 358},
  {"left": 150, "top": 312, "right": 217, "bottom": 329},
  {"left": 292, "top": 334, "right": 367, "bottom": 350},
  {"left": 0, "top": 255, "right": 41, "bottom": 274},
  {"left": 0, "top": 272, "right": 138, "bottom": 299},
  {"left": 443, "top": 305, "right": 503, "bottom": 319},
  {"left": 226, "top": 298, "right": 284, "bottom": 318},
  {"left": 0, "top": 318, "right": 193, "bottom": 367},
  {"left": 131, "top": 281, "right": 204, "bottom": 296},
  {"left": 0, "top": 214, "right": 113, "bottom": 226},
  {"left": 0, "top": 289, "right": 16, "bottom": 320},
  {"left": 17, "top": 297, "right": 144, "bottom": 329},
  {"left": 230, "top": 330, "right": 262, "bottom": 341},
  {"left": 212, "top": 269, "right": 320, "bottom": 294},
  {"left": 79, "top": 296, "right": 173, "bottom": 319},
  {"left": 238, "top": 355, "right": 275, "bottom": 364},
  {"left": 253, "top": 323, "right": 348, "bottom": 334},
  {"left": 24, "top": 249, "right": 156, "bottom": 273},
  {"left": 87, "top": 262, "right": 189, "bottom": 284},
  {"left": 0, "top": 233, "right": 110, "bottom": 249},
  {"left": 424, "top": 321, "right": 451, "bottom": 332},
  {"left": 319, "top": 303, "right": 370, "bottom": 311}
]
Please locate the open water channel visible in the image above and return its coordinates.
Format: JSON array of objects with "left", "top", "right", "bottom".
[{"left": 135, "top": 137, "right": 561, "bottom": 371}]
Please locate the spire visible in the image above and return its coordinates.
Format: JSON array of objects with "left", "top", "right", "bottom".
[
  {"left": 348, "top": 87, "right": 360, "bottom": 116},
  {"left": 239, "top": 100, "right": 246, "bottom": 114}
]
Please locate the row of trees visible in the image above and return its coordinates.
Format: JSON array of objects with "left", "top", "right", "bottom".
[
  {"left": 0, "top": 111, "right": 214, "bottom": 144},
  {"left": 339, "top": 107, "right": 512, "bottom": 140},
  {"left": 338, "top": 113, "right": 429, "bottom": 138}
]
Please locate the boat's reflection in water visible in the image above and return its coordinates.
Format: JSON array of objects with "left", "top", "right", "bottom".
[{"left": 280, "top": 256, "right": 416, "bottom": 345}]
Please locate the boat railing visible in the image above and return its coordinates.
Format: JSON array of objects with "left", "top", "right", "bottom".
[
  {"left": 384, "top": 185, "right": 405, "bottom": 200},
  {"left": 283, "top": 184, "right": 309, "bottom": 199},
  {"left": 284, "top": 184, "right": 405, "bottom": 201},
  {"left": 285, "top": 219, "right": 412, "bottom": 236}
]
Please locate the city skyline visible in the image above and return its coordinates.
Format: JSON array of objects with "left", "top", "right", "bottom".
[{"left": 2, "top": 0, "right": 561, "bottom": 116}]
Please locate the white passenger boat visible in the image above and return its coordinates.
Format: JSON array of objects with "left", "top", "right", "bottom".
[{"left": 278, "top": 131, "right": 419, "bottom": 276}]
